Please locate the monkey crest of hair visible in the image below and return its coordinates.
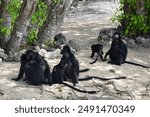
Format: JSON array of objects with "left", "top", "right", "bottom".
[{"left": 112, "top": 32, "right": 120, "bottom": 39}]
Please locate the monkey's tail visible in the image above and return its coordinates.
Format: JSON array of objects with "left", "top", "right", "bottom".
[
  {"left": 0, "top": 91, "right": 4, "bottom": 96},
  {"left": 90, "top": 55, "right": 99, "bottom": 64},
  {"left": 79, "top": 68, "right": 90, "bottom": 72},
  {"left": 125, "top": 61, "right": 150, "bottom": 68},
  {"left": 61, "top": 82, "right": 99, "bottom": 94},
  {"left": 79, "top": 76, "right": 126, "bottom": 81}
]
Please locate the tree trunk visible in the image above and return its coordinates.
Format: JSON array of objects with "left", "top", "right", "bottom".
[
  {"left": 0, "top": 0, "right": 11, "bottom": 49},
  {"left": 136, "top": 0, "right": 145, "bottom": 15},
  {"left": 37, "top": 0, "right": 73, "bottom": 43},
  {"left": 5, "top": 0, "right": 37, "bottom": 54}
]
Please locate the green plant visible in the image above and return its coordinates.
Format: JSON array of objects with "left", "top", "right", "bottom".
[
  {"left": 27, "top": 0, "right": 60, "bottom": 44},
  {"left": 0, "top": 0, "right": 22, "bottom": 36},
  {"left": 31, "top": 1, "right": 48, "bottom": 27},
  {"left": 27, "top": 0, "right": 48, "bottom": 44},
  {"left": 44, "top": 40, "right": 56, "bottom": 48},
  {"left": 0, "top": 0, "right": 21, "bottom": 36},
  {"left": 52, "top": 0, "right": 61, "bottom": 4},
  {"left": 27, "top": 29, "right": 38, "bottom": 45},
  {"left": 7, "top": 0, "right": 22, "bottom": 26},
  {"left": 111, "top": 0, "right": 150, "bottom": 36}
]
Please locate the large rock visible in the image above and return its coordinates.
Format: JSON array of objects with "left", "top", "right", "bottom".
[
  {"left": 0, "top": 52, "right": 8, "bottom": 59},
  {"left": 0, "top": 48, "right": 4, "bottom": 53},
  {"left": 67, "top": 39, "right": 80, "bottom": 52},
  {"left": 143, "top": 39, "right": 150, "bottom": 48},
  {"left": 33, "top": 46, "right": 41, "bottom": 52},
  {"left": 13, "top": 50, "right": 26, "bottom": 61},
  {"left": 38, "top": 49, "right": 47, "bottom": 57},
  {"left": 135, "top": 37, "right": 146, "bottom": 44},
  {"left": 44, "top": 49, "right": 61, "bottom": 59},
  {"left": 97, "top": 28, "right": 118, "bottom": 44},
  {"left": 126, "top": 39, "right": 136, "bottom": 48},
  {"left": 97, "top": 33, "right": 110, "bottom": 43},
  {"left": 3, "top": 50, "right": 26, "bottom": 62}
]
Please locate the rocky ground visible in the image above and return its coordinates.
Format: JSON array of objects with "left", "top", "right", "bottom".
[{"left": 0, "top": 0, "right": 150, "bottom": 100}]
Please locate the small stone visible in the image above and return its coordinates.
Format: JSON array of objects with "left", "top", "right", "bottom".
[
  {"left": 44, "top": 49, "right": 61, "bottom": 59},
  {"left": 0, "top": 48, "right": 4, "bottom": 53},
  {"left": 34, "top": 46, "right": 41, "bottom": 52},
  {"left": 0, "top": 52, "right": 8, "bottom": 59},
  {"left": 0, "top": 58, "right": 2, "bottom": 62},
  {"left": 39, "top": 49, "right": 47, "bottom": 57}
]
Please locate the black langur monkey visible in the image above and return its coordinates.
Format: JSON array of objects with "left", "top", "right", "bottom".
[
  {"left": 104, "top": 32, "right": 127, "bottom": 65},
  {"left": 104, "top": 32, "right": 150, "bottom": 68},
  {"left": 12, "top": 50, "right": 52, "bottom": 85},
  {"left": 24, "top": 60, "right": 45, "bottom": 85},
  {"left": 90, "top": 44, "right": 104, "bottom": 64},
  {"left": 60, "top": 45, "right": 80, "bottom": 86}
]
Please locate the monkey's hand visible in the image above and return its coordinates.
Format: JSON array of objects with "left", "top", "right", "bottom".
[{"left": 12, "top": 78, "right": 19, "bottom": 81}]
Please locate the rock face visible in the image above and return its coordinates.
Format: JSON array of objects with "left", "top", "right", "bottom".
[
  {"left": 143, "top": 39, "right": 150, "bottom": 48},
  {"left": 135, "top": 37, "right": 146, "bottom": 44},
  {"left": 97, "top": 28, "right": 118, "bottom": 44},
  {"left": 0, "top": 48, "right": 4, "bottom": 53},
  {"left": 67, "top": 39, "right": 80, "bottom": 52},
  {"left": 126, "top": 39, "right": 136, "bottom": 48},
  {"left": 0, "top": 48, "right": 8, "bottom": 62},
  {"left": 38, "top": 49, "right": 48, "bottom": 57},
  {"left": 44, "top": 49, "right": 61, "bottom": 59}
]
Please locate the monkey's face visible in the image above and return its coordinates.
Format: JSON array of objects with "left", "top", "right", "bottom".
[
  {"left": 60, "top": 45, "right": 71, "bottom": 55},
  {"left": 91, "top": 44, "right": 103, "bottom": 55},
  {"left": 25, "top": 50, "right": 36, "bottom": 61}
]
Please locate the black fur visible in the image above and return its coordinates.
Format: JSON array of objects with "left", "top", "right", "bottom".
[
  {"left": 12, "top": 50, "right": 52, "bottom": 85},
  {"left": 90, "top": 44, "right": 104, "bottom": 64},
  {"left": 60, "top": 45, "right": 79, "bottom": 86},
  {"left": 104, "top": 32, "right": 127, "bottom": 65},
  {"left": 104, "top": 32, "right": 150, "bottom": 68},
  {"left": 54, "top": 33, "right": 66, "bottom": 48}
]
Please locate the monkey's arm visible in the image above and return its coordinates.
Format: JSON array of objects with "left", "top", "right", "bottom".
[{"left": 104, "top": 51, "right": 110, "bottom": 60}]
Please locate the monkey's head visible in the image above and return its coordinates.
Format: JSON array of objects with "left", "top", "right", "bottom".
[
  {"left": 91, "top": 44, "right": 103, "bottom": 55},
  {"left": 112, "top": 32, "right": 121, "bottom": 45},
  {"left": 60, "top": 45, "right": 71, "bottom": 55},
  {"left": 25, "top": 50, "right": 37, "bottom": 61},
  {"left": 54, "top": 33, "right": 66, "bottom": 48}
]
